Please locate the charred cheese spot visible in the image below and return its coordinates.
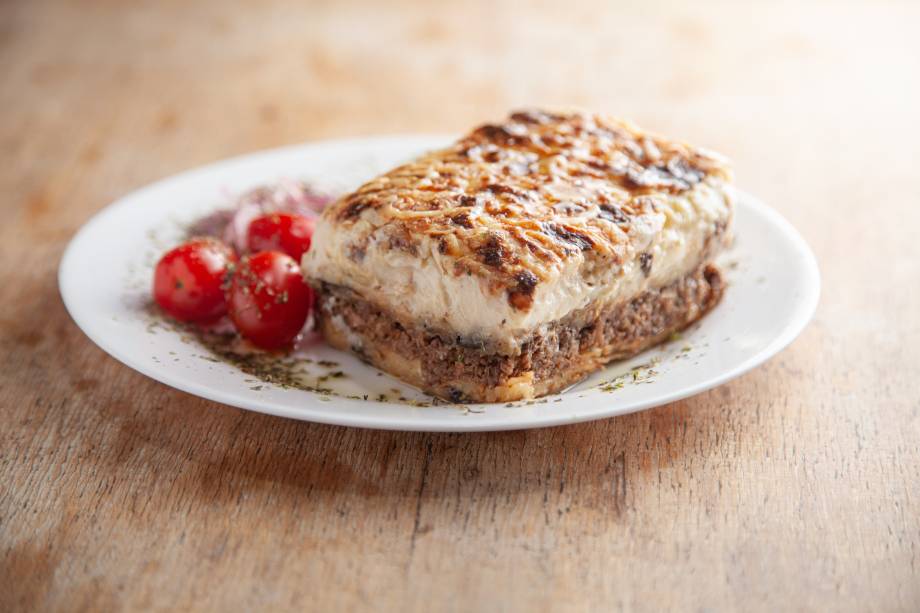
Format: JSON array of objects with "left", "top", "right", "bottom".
[
  {"left": 639, "top": 252, "right": 653, "bottom": 276},
  {"left": 471, "top": 123, "right": 531, "bottom": 147},
  {"left": 507, "top": 270, "right": 539, "bottom": 311},
  {"left": 624, "top": 160, "right": 704, "bottom": 192},
  {"left": 482, "top": 150, "right": 502, "bottom": 163},
  {"left": 598, "top": 203, "right": 628, "bottom": 223},
  {"left": 339, "top": 198, "right": 373, "bottom": 221},
  {"left": 387, "top": 233, "right": 418, "bottom": 256},
  {"left": 542, "top": 223, "right": 594, "bottom": 251},
  {"left": 449, "top": 212, "right": 473, "bottom": 228},
  {"left": 478, "top": 234, "right": 506, "bottom": 268}
]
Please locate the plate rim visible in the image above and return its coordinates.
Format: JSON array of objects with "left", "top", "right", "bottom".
[{"left": 59, "top": 136, "right": 821, "bottom": 432}]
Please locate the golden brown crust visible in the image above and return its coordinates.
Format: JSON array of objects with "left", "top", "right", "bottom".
[{"left": 321, "top": 110, "right": 730, "bottom": 312}]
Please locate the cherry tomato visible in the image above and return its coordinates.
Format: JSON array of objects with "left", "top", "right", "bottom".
[
  {"left": 153, "top": 238, "right": 236, "bottom": 323},
  {"left": 246, "top": 213, "right": 315, "bottom": 261},
  {"left": 227, "top": 251, "right": 313, "bottom": 349}
]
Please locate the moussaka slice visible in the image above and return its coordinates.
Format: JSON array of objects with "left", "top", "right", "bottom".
[{"left": 302, "top": 110, "right": 733, "bottom": 403}]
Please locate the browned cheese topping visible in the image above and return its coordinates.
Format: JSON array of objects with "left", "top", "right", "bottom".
[{"left": 323, "top": 110, "right": 730, "bottom": 311}]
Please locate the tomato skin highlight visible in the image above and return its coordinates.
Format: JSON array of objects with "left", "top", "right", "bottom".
[
  {"left": 153, "top": 238, "right": 236, "bottom": 323},
  {"left": 227, "top": 251, "right": 313, "bottom": 350},
  {"left": 246, "top": 213, "right": 315, "bottom": 261}
]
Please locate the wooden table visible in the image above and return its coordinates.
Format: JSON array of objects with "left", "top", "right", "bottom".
[{"left": 2, "top": 1, "right": 919, "bottom": 610}]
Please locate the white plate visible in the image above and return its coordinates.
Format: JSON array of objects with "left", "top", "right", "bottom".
[{"left": 59, "top": 136, "right": 820, "bottom": 432}]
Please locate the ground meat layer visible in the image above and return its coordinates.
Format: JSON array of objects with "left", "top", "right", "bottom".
[{"left": 314, "top": 264, "right": 724, "bottom": 403}]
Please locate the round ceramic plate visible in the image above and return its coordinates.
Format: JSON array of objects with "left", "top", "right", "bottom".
[{"left": 59, "top": 136, "right": 820, "bottom": 432}]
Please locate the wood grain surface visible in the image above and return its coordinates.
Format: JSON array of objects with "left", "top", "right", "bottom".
[{"left": 2, "top": 1, "right": 919, "bottom": 611}]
